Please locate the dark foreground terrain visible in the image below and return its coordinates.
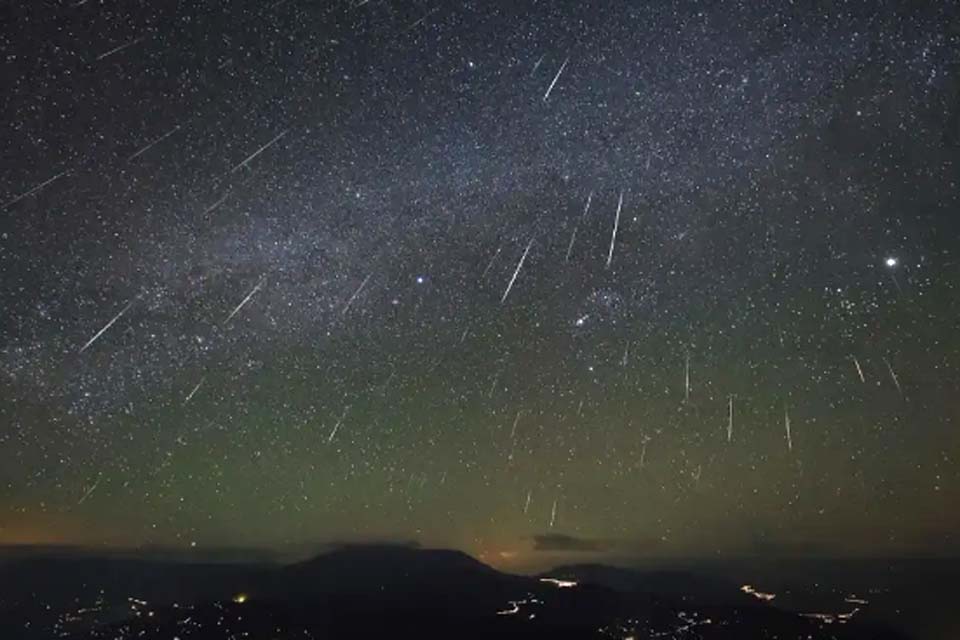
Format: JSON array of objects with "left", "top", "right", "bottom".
[{"left": 0, "top": 545, "right": 953, "bottom": 639}]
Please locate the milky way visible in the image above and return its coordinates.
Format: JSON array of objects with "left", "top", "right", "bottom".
[{"left": 1, "top": 1, "right": 958, "bottom": 567}]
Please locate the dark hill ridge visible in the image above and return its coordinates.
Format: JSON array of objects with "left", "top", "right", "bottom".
[
  {"left": 0, "top": 545, "right": 916, "bottom": 640},
  {"left": 544, "top": 563, "right": 745, "bottom": 604},
  {"left": 263, "top": 544, "right": 539, "bottom": 616},
  {"left": 284, "top": 544, "right": 500, "bottom": 585},
  {"left": 0, "top": 554, "right": 269, "bottom": 608}
]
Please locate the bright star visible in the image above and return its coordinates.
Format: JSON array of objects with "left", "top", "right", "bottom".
[{"left": 885, "top": 257, "right": 898, "bottom": 268}]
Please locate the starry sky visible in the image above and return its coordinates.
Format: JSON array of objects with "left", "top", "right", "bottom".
[{"left": 1, "top": 0, "right": 959, "bottom": 569}]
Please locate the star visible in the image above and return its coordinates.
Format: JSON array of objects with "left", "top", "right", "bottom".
[{"left": 0, "top": 0, "right": 954, "bottom": 573}]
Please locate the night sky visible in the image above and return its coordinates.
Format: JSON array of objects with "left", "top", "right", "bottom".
[{"left": 1, "top": 0, "right": 959, "bottom": 570}]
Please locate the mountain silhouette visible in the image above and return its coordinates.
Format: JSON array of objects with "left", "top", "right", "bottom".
[
  {"left": 544, "top": 562, "right": 743, "bottom": 604},
  {"left": 282, "top": 544, "right": 503, "bottom": 589},
  {"left": 0, "top": 545, "right": 918, "bottom": 640}
]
